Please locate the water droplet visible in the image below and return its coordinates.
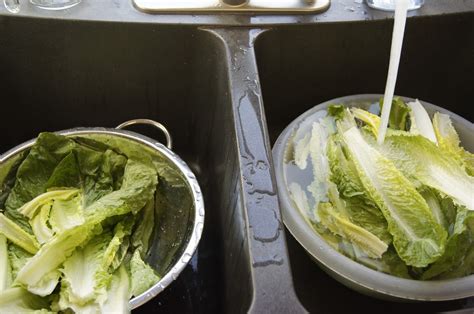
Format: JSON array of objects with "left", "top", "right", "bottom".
[{"left": 256, "top": 160, "right": 268, "bottom": 171}]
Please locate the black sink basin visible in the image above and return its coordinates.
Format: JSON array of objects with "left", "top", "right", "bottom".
[{"left": 255, "top": 11, "right": 474, "bottom": 314}]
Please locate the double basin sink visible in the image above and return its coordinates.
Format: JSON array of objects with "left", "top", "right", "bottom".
[{"left": 0, "top": 2, "right": 472, "bottom": 313}]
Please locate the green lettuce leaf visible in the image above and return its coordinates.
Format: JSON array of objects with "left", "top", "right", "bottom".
[
  {"left": 420, "top": 189, "right": 448, "bottom": 230},
  {"left": 0, "top": 235, "right": 11, "bottom": 291},
  {"left": 351, "top": 107, "right": 380, "bottom": 136},
  {"left": 318, "top": 202, "right": 388, "bottom": 259},
  {"left": 327, "top": 104, "right": 345, "bottom": 120},
  {"left": 130, "top": 249, "right": 160, "bottom": 297},
  {"left": 8, "top": 244, "right": 32, "bottom": 280},
  {"left": 18, "top": 189, "right": 79, "bottom": 219},
  {"left": 341, "top": 126, "right": 447, "bottom": 267},
  {"left": 294, "top": 132, "right": 311, "bottom": 170},
  {"left": 0, "top": 287, "right": 51, "bottom": 313},
  {"left": 5, "top": 133, "right": 77, "bottom": 232},
  {"left": 0, "top": 213, "right": 39, "bottom": 254},
  {"left": 433, "top": 112, "right": 474, "bottom": 176},
  {"left": 15, "top": 159, "right": 157, "bottom": 293},
  {"left": 357, "top": 247, "right": 411, "bottom": 279},
  {"left": 131, "top": 200, "right": 154, "bottom": 257},
  {"left": 61, "top": 231, "right": 114, "bottom": 305},
  {"left": 307, "top": 121, "right": 334, "bottom": 211},
  {"left": 49, "top": 193, "right": 84, "bottom": 234},
  {"left": 102, "top": 265, "right": 131, "bottom": 314},
  {"left": 29, "top": 204, "right": 54, "bottom": 245},
  {"left": 0, "top": 151, "right": 27, "bottom": 211},
  {"left": 378, "top": 132, "right": 473, "bottom": 211},
  {"left": 27, "top": 269, "right": 61, "bottom": 297},
  {"left": 327, "top": 136, "right": 391, "bottom": 244},
  {"left": 421, "top": 208, "right": 473, "bottom": 280},
  {"left": 437, "top": 244, "right": 474, "bottom": 280},
  {"left": 380, "top": 97, "right": 410, "bottom": 131},
  {"left": 407, "top": 100, "right": 438, "bottom": 144}
]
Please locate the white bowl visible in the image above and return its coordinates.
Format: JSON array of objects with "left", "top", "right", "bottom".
[{"left": 273, "top": 94, "right": 474, "bottom": 301}]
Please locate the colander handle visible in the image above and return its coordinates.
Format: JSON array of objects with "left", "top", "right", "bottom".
[{"left": 116, "top": 119, "right": 173, "bottom": 150}]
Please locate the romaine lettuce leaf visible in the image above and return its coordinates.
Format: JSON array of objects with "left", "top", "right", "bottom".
[
  {"left": 61, "top": 231, "right": 114, "bottom": 305},
  {"left": 420, "top": 189, "right": 448, "bottom": 230},
  {"left": 29, "top": 204, "right": 54, "bottom": 245},
  {"left": 19, "top": 189, "right": 79, "bottom": 220},
  {"left": 437, "top": 244, "right": 474, "bottom": 280},
  {"left": 351, "top": 107, "right": 380, "bottom": 136},
  {"left": 16, "top": 159, "right": 157, "bottom": 293},
  {"left": 407, "top": 100, "right": 438, "bottom": 144},
  {"left": 379, "top": 133, "right": 473, "bottom": 211},
  {"left": 327, "top": 136, "right": 391, "bottom": 244},
  {"left": 130, "top": 250, "right": 160, "bottom": 297},
  {"left": 49, "top": 193, "right": 84, "bottom": 234},
  {"left": 421, "top": 207, "right": 473, "bottom": 280},
  {"left": 27, "top": 269, "right": 61, "bottom": 297},
  {"left": 327, "top": 104, "right": 345, "bottom": 120},
  {"left": 106, "top": 217, "right": 135, "bottom": 271},
  {"left": 380, "top": 97, "right": 410, "bottom": 131},
  {"left": 289, "top": 182, "right": 315, "bottom": 222},
  {"left": 102, "top": 265, "right": 131, "bottom": 314},
  {"left": 342, "top": 126, "right": 447, "bottom": 267},
  {"left": 8, "top": 244, "right": 32, "bottom": 280},
  {"left": 294, "top": 132, "right": 311, "bottom": 170},
  {"left": 5, "top": 133, "right": 77, "bottom": 232},
  {"left": 0, "top": 213, "right": 39, "bottom": 254},
  {"left": 433, "top": 112, "right": 474, "bottom": 176},
  {"left": 318, "top": 202, "right": 388, "bottom": 259},
  {"left": 0, "top": 151, "right": 26, "bottom": 211},
  {"left": 357, "top": 247, "right": 411, "bottom": 279},
  {"left": 0, "top": 235, "right": 11, "bottom": 291},
  {"left": 0, "top": 287, "right": 51, "bottom": 313},
  {"left": 131, "top": 200, "right": 154, "bottom": 257},
  {"left": 307, "top": 121, "right": 332, "bottom": 209},
  {"left": 15, "top": 223, "right": 94, "bottom": 292}
]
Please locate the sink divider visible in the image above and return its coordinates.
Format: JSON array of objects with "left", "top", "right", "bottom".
[{"left": 203, "top": 28, "right": 307, "bottom": 314}]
